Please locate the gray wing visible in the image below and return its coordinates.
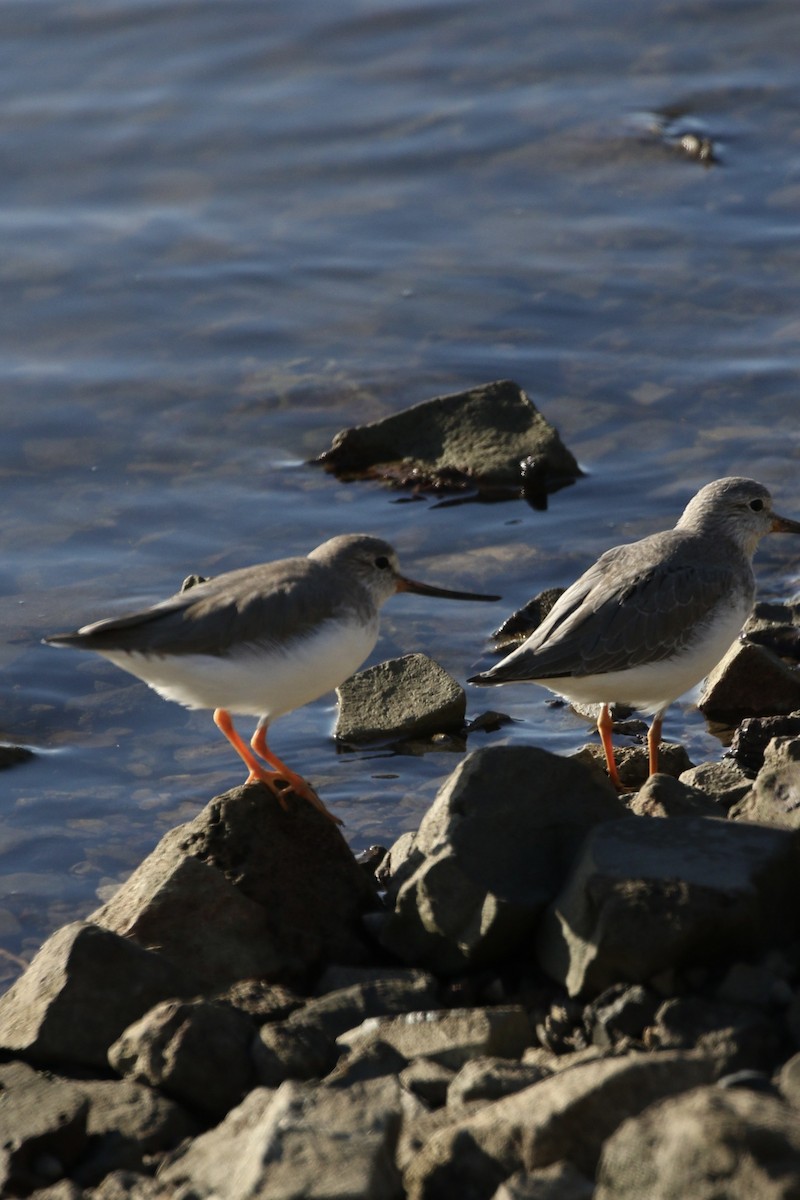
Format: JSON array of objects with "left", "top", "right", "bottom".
[
  {"left": 476, "top": 533, "right": 751, "bottom": 683},
  {"left": 45, "top": 557, "right": 368, "bottom": 658}
]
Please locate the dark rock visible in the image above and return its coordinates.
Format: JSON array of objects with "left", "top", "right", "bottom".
[
  {"left": 491, "top": 589, "right": 565, "bottom": 651},
  {"left": 212, "top": 978, "right": 302, "bottom": 1023},
  {"left": 573, "top": 741, "right": 693, "bottom": 787},
  {"left": 595, "top": 1084, "right": 800, "bottom": 1199},
  {"left": 447, "top": 1057, "right": 551, "bottom": 1108},
  {"left": 777, "top": 1050, "right": 800, "bottom": 1107},
  {"left": 584, "top": 984, "right": 661, "bottom": 1049},
  {"left": 730, "top": 712, "right": 800, "bottom": 773},
  {"left": 325, "top": 1039, "right": 408, "bottom": 1089},
  {"left": 536, "top": 816, "right": 800, "bottom": 998},
  {"left": 744, "top": 599, "right": 800, "bottom": 660},
  {"left": 0, "top": 1061, "right": 89, "bottom": 1196},
  {"left": 729, "top": 736, "right": 800, "bottom": 828},
  {"left": 645, "top": 996, "right": 782, "bottom": 1073},
  {"left": 679, "top": 759, "right": 752, "bottom": 809},
  {"left": 289, "top": 975, "right": 440, "bottom": 1040},
  {"left": 314, "top": 964, "right": 436, "bottom": 996},
  {"left": 628, "top": 772, "right": 720, "bottom": 817},
  {"left": 0, "top": 922, "right": 191, "bottom": 1070},
  {"left": 698, "top": 642, "right": 800, "bottom": 722},
  {"left": 716, "top": 960, "right": 793, "bottom": 1008},
  {"left": 400, "top": 1058, "right": 456, "bottom": 1107},
  {"left": 159, "top": 1078, "right": 404, "bottom": 1199},
  {"left": 311, "top": 380, "right": 581, "bottom": 498},
  {"left": 379, "top": 745, "right": 626, "bottom": 973},
  {"left": 335, "top": 654, "right": 466, "bottom": 744},
  {"left": 109, "top": 998, "right": 257, "bottom": 1121},
  {"left": 403, "top": 1050, "right": 721, "bottom": 1198},
  {"left": 338, "top": 1006, "right": 534, "bottom": 1071},
  {"left": 94, "top": 783, "right": 377, "bottom": 987},
  {"left": 492, "top": 1162, "right": 594, "bottom": 1200},
  {"left": 0, "top": 743, "right": 34, "bottom": 769},
  {"left": 253, "top": 1018, "right": 338, "bottom": 1086}
]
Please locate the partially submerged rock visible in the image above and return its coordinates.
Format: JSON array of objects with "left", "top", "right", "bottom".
[
  {"left": 698, "top": 640, "right": 800, "bottom": 722},
  {"left": 728, "top": 736, "right": 800, "bottom": 828},
  {"left": 312, "top": 380, "right": 582, "bottom": 503},
  {"left": 335, "top": 654, "right": 466, "bottom": 744}
]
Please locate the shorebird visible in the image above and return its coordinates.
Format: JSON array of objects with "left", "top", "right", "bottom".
[
  {"left": 46, "top": 534, "right": 499, "bottom": 824},
  {"left": 469, "top": 477, "right": 800, "bottom": 789}
]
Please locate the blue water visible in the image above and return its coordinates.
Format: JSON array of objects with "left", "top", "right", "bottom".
[{"left": 0, "top": 0, "right": 799, "bottom": 987}]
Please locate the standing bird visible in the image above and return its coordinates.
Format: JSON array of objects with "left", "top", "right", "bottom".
[
  {"left": 45, "top": 534, "right": 499, "bottom": 823},
  {"left": 469, "top": 478, "right": 800, "bottom": 789}
]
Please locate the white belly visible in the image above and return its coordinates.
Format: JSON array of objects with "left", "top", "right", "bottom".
[{"left": 100, "top": 616, "right": 379, "bottom": 720}]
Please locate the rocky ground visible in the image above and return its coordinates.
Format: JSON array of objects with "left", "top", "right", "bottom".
[{"left": 2, "top": 600, "right": 800, "bottom": 1199}]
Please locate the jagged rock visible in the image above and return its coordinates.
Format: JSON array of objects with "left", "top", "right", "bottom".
[
  {"left": 312, "top": 380, "right": 581, "bottom": 498},
  {"left": 698, "top": 641, "right": 800, "bottom": 722},
  {"left": 492, "top": 1162, "right": 594, "bottom": 1200},
  {"left": 744, "top": 599, "right": 800, "bottom": 660},
  {"left": 729, "top": 737, "right": 800, "bottom": 828},
  {"left": 335, "top": 654, "right": 466, "bottom": 743},
  {"left": 0, "top": 922, "right": 192, "bottom": 1070},
  {"left": 0, "top": 1061, "right": 89, "bottom": 1196},
  {"left": 730, "top": 712, "right": 800, "bottom": 773},
  {"left": 536, "top": 816, "right": 800, "bottom": 998},
  {"left": 339, "top": 1006, "right": 534, "bottom": 1071},
  {"left": 159, "top": 1078, "right": 404, "bottom": 1199},
  {"left": 379, "top": 746, "right": 626, "bottom": 973},
  {"left": 403, "top": 1050, "right": 721, "bottom": 1199},
  {"left": 583, "top": 984, "right": 661, "bottom": 1049},
  {"left": 325, "top": 1040, "right": 409, "bottom": 1089},
  {"left": 93, "top": 784, "right": 377, "bottom": 987},
  {"left": 490, "top": 589, "right": 565, "bottom": 652},
  {"left": 447, "top": 1057, "right": 551, "bottom": 1108},
  {"left": 109, "top": 998, "right": 257, "bottom": 1121},
  {"left": 573, "top": 742, "right": 693, "bottom": 787},
  {"left": 679, "top": 760, "right": 752, "bottom": 809},
  {"left": 627, "top": 772, "right": 720, "bottom": 817},
  {"left": 595, "top": 1084, "right": 800, "bottom": 1198},
  {"left": 253, "top": 1018, "right": 338, "bottom": 1087},
  {"left": 400, "top": 1058, "right": 456, "bottom": 1107}
]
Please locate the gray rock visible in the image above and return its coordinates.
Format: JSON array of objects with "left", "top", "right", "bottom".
[
  {"left": 403, "top": 1050, "right": 721, "bottom": 1199},
  {"left": 730, "top": 711, "right": 800, "bottom": 773},
  {"left": 0, "top": 1061, "right": 89, "bottom": 1196},
  {"left": 447, "top": 1057, "right": 551, "bottom": 1108},
  {"left": 312, "top": 380, "right": 581, "bottom": 494},
  {"left": 573, "top": 742, "right": 693, "bottom": 788},
  {"left": 0, "top": 922, "right": 191, "bottom": 1070},
  {"left": 536, "top": 816, "right": 800, "bottom": 997},
  {"left": 679, "top": 759, "right": 752, "bottom": 809},
  {"left": 698, "top": 641, "right": 800, "bottom": 721},
  {"left": 730, "top": 736, "right": 800, "bottom": 828},
  {"left": 109, "top": 999, "right": 257, "bottom": 1121},
  {"left": 628, "top": 771, "right": 720, "bottom": 817},
  {"left": 292, "top": 974, "right": 441, "bottom": 1040},
  {"left": 253, "top": 1018, "right": 338, "bottom": 1086},
  {"left": 379, "top": 746, "right": 626, "bottom": 973},
  {"left": 338, "top": 1006, "right": 534, "bottom": 1070},
  {"left": 159, "top": 1078, "right": 404, "bottom": 1199},
  {"left": 94, "top": 783, "right": 377, "bottom": 986},
  {"left": 595, "top": 1084, "right": 800, "bottom": 1199},
  {"left": 491, "top": 1162, "right": 594, "bottom": 1200},
  {"left": 335, "top": 654, "right": 466, "bottom": 743}
]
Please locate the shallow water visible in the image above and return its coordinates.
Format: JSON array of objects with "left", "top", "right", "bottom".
[{"left": 1, "top": 0, "right": 799, "bottom": 987}]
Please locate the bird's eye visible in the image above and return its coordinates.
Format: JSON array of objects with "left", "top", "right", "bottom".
[
  {"left": 375, "top": 555, "right": 391, "bottom": 569},
  {"left": 749, "top": 498, "right": 765, "bottom": 512}
]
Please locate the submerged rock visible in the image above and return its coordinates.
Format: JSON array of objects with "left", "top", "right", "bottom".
[{"left": 312, "top": 380, "right": 581, "bottom": 502}]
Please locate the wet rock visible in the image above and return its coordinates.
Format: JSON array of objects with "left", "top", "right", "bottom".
[
  {"left": 595, "top": 1084, "right": 800, "bottom": 1198},
  {"left": 492, "top": 1162, "right": 594, "bottom": 1200},
  {"left": 400, "top": 1057, "right": 456, "bottom": 1106},
  {"left": 573, "top": 741, "right": 693, "bottom": 787},
  {"left": 627, "top": 771, "right": 720, "bottom": 817},
  {"left": 403, "top": 1050, "right": 721, "bottom": 1198},
  {"left": 536, "top": 816, "right": 800, "bottom": 998},
  {"left": 0, "top": 743, "right": 34, "bottom": 768},
  {"left": 109, "top": 998, "right": 257, "bottom": 1121},
  {"left": 698, "top": 641, "right": 800, "bottom": 722},
  {"left": 447, "top": 1057, "right": 551, "bottom": 1108},
  {"left": 744, "top": 599, "right": 800, "bottom": 660},
  {"left": 0, "top": 1061, "right": 89, "bottom": 1196},
  {"left": 729, "top": 736, "right": 800, "bottom": 828},
  {"left": 93, "top": 783, "right": 377, "bottom": 987},
  {"left": 339, "top": 1006, "right": 534, "bottom": 1070},
  {"left": 335, "top": 654, "right": 466, "bottom": 744},
  {"left": 379, "top": 745, "right": 626, "bottom": 973},
  {"left": 490, "top": 589, "right": 565, "bottom": 652},
  {"left": 312, "top": 380, "right": 581, "bottom": 499},
  {"left": 159, "top": 1077, "right": 404, "bottom": 1199},
  {"left": 679, "top": 759, "right": 752, "bottom": 809},
  {"left": 730, "top": 711, "right": 800, "bottom": 773},
  {"left": 0, "top": 922, "right": 192, "bottom": 1070}
]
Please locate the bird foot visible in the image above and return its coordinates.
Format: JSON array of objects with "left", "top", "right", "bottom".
[{"left": 245, "top": 766, "right": 343, "bottom": 826}]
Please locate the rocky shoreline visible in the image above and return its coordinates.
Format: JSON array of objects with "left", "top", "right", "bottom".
[{"left": 2, "top": 602, "right": 800, "bottom": 1198}]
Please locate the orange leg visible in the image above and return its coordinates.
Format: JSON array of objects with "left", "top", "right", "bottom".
[
  {"left": 647, "top": 712, "right": 664, "bottom": 777},
  {"left": 250, "top": 721, "right": 343, "bottom": 827},
  {"left": 597, "top": 702, "right": 625, "bottom": 791},
  {"left": 213, "top": 708, "right": 290, "bottom": 811}
]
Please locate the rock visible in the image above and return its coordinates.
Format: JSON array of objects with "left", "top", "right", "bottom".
[
  {"left": 777, "top": 1051, "right": 800, "bottom": 1107},
  {"left": 338, "top": 1006, "right": 534, "bottom": 1071},
  {"left": 109, "top": 998, "right": 257, "bottom": 1121},
  {"left": 573, "top": 742, "right": 693, "bottom": 787},
  {"left": 730, "top": 712, "right": 800, "bottom": 773},
  {"left": 583, "top": 984, "right": 661, "bottom": 1049},
  {"left": 379, "top": 746, "right": 626, "bottom": 973},
  {"left": 447, "top": 1057, "right": 551, "bottom": 1108},
  {"left": 0, "top": 743, "right": 34, "bottom": 769},
  {"left": 71, "top": 1077, "right": 198, "bottom": 1186},
  {"left": 311, "top": 380, "right": 581, "bottom": 498},
  {"left": 698, "top": 642, "right": 800, "bottom": 722},
  {"left": 628, "top": 772, "right": 720, "bottom": 817},
  {"left": 0, "top": 1061, "right": 89, "bottom": 1196},
  {"left": 213, "top": 978, "right": 301, "bottom": 1023},
  {"left": 0, "top": 922, "right": 191, "bottom": 1070},
  {"left": 403, "top": 1050, "right": 721, "bottom": 1198},
  {"left": 744, "top": 599, "right": 800, "bottom": 660},
  {"left": 536, "top": 816, "right": 800, "bottom": 998},
  {"left": 644, "top": 996, "right": 782, "bottom": 1072},
  {"left": 292, "top": 975, "right": 441, "bottom": 1040},
  {"left": 335, "top": 654, "right": 466, "bottom": 743},
  {"left": 253, "top": 1018, "right": 338, "bottom": 1087},
  {"left": 595, "top": 1084, "right": 800, "bottom": 1198},
  {"left": 325, "top": 1039, "right": 409, "bottom": 1088},
  {"left": 159, "top": 1078, "right": 404, "bottom": 1199},
  {"left": 729, "top": 737, "right": 800, "bottom": 828},
  {"left": 492, "top": 1162, "right": 594, "bottom": 1200},
  {"left": 400, "top": 1058, "right": 456, "bottom": 1107},
  {"left": 715, "top": 960, "right": 793, "bottom": 1008},
  {"left": 314, "top": 964, "right": 436, "bottom": 996},
  {"left": 679, "top": 759, "right": 752, "bottom": 809},
  {"left": 93, "top": 783, "right": 377, "bottom": 987},
  {"left": 490, "top": 589, "right": 565, "bottom": 652}
]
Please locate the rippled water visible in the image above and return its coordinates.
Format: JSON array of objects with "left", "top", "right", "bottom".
[{"left": 1, "top": 0, "right": 799, "bottom": 987}]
